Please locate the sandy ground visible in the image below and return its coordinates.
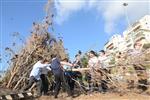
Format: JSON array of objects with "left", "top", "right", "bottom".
[
  {"left": 38, "top": 92, "right": 150, "bottom": 100},
  {"left": 1, "top": 86, "right": 150, "bottom": 100},
  {"left": 1, "top": 87, "right": 150, "bottom": 100}
]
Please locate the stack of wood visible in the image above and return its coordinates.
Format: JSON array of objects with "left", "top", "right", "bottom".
[
  {"left": 2, "top": 32, "right": 67, "bottom": 91},
  {"left": 1, "top": 0, "right": 67, "bottom": 91}
]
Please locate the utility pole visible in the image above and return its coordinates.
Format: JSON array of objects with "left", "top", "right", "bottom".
[
  {"left": 123, "top": 3, "right": 131, "bottom": 28},
  {"left": 123, "top": 3, "right": 134, "bottom": 49}
]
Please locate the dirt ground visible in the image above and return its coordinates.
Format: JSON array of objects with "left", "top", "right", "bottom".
[
  {"left": 1, "top": 86, "right": 150, "bottom": 100},
  {"left": 38, "top": 92, "right": 150, "bottom": 100}
]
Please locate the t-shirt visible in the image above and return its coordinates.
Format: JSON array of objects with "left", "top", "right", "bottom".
[
  {"left": 50, "top": 57, "right": 63, "bottom": 75},
  {"left": 40, "top": 66, "right": 51, "bottom": 75},
  {"left": 88, "top": 57, "right": 99, "bottom": 68},
  {"left": 98, "top": 55, "right": 109, "bottom": 69},
  {"left": 30, "top": 61, "right": 51, "bottom": 80},
  {"left": 98, "top": 55, "right": 107, "bottom": 62}
]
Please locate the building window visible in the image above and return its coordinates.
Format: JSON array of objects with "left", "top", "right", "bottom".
[
  {"left": 126, "top": 39, "right": 131, "bottom": 43},
  {"left": 133, "top": 26, "right": 141, "bottom": 32},
  {"left": 127, "top": 44, "right": 132, "bottom": 47}
]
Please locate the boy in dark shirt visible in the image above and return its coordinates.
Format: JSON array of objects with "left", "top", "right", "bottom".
[{"left": 50, "top": 54, "right": 73, "bottom": 98}]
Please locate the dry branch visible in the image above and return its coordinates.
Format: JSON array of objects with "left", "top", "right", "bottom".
[{"left": 2, "top": 0, "right": 68, "bottom": 90}]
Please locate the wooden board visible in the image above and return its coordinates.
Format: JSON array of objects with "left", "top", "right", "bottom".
[{"left": 72, "top": 68, "right": 90, "bottom": 72}]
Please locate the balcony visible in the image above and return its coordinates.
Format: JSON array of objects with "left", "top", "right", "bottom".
[
  {"left": 135, "top": 36, "right": 145, "bottom": 43},
  {"left": 126, "top": 39, "right": 131, "bottom": 43},
  {"left": 134, "top": 33, "right": 145, "bottom": 39},
  {"left": 105, "top": 41, "right": 113, "bottom": 48},
  {"left": 132, "top": 21, "right": 140, "bottom": 28},
  {"left": 125, "top": 23, "right": 141, "bottom": 36},
  {"left": 127, "top": 44, "right": 132, "bottom": 47},
  {"left": 133, "top": 29, "right": 146, "bottom": 42},
  {"left": 106, "top": 43, "right": 113, "bottom": 49},
  {"left": 134, "top": 29, "right": 149, "bottom": 36},
  {"left": 106, "top": 44, "right": 114, "bottom": 51}
]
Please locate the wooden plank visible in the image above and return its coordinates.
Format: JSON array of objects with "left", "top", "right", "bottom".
[{"left": 72, "top": 68, "right": 90, "bottom": 72}]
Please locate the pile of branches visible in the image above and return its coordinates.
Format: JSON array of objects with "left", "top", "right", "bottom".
[
  {"left": 2, "top": 32, "right": 67, "bottom": 90},
  {"left": 1, "top": 0, "right": 67, "bottom": 91}
]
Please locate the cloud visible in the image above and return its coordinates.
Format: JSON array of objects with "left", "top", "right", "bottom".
[
  {"left": 54, "top": 0, "right": 87, "bottom": 25},
  {"left": 100, "top": 0, "right": 149, "bottom": 34},
  {"left": 54, "top": 0, "right": 149, "bottom": 34}
]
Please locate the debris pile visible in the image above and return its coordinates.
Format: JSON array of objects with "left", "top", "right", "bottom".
[{"left": 1, "top": 0, "right": 67, "bottom": 91}]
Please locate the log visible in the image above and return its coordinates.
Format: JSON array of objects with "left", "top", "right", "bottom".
[
  {"left": 6, "top": 72, "right": 16, "bottom": 88},
  {"left": 13, "top": 77, "right": 24, "bottom": 90},
  {"left": 72, "top": 68, "right": 90, "bottom": 72}
]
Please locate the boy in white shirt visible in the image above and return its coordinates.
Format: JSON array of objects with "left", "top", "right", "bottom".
[
  {"left": 87, "top": 50, "right": 101, "bottom": 93},
  {"left": 98, "top": 50, "right": 109, "bottom": 69},
  {"left": 98, "top": 50, "right": 109, "bottom": 92},
  {"left": 24, "top": 57, "right": 50, "bottom": 97}
]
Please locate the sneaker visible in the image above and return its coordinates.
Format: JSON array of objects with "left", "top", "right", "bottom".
[
  {"left": 54, "top": 95, "right": 58, "bottom": 98},
  {"left": 89, "top": 93, "right": 93, "bottom": 96},
  {"left": 34, "top": 94, "right": 41, "bottom": 98}
]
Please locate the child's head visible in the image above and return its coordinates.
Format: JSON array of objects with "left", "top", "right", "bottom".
[
  {"left": 89, "top": 50, "right": 97, "bottom": 58},
  {"left": 99, "top": 50, "right": 105, "bottom": 56}
]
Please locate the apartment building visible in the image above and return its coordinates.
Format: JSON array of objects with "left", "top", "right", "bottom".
[
  {"left": 104, "top": 15, "right": 150, "bottom": 53},
  {"left": 123, "top": 15, "right": 150, "bottom": 49},
  {"left": 104, "top": 34, "right": 126, "bottom": 53}
]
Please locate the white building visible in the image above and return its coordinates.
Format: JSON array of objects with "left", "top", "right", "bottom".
[
  {"left": 104, "top": 34, "right": 126, "bottom": 53},
  {"left": 123, "top": 15, "right": 150, "bottom": 49},
  {"left": 104, "top": 15, "right": 150, "bottom": 53}
]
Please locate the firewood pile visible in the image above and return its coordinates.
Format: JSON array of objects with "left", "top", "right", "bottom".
[
  {"left": 1, "top": 0, "right": 68, "bottom": 91},
  {"left": 2, "top": 32, "right": 67, "bottom": 90}
]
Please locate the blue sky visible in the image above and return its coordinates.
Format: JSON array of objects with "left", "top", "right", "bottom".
[{"left": 0, "top": 0, "right": 149, "bottom": 71}]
